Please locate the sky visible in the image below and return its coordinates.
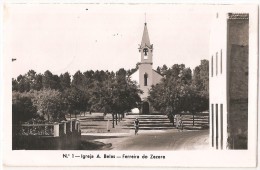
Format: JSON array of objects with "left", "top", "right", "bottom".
[{"left": 4, "top": 4, "right": 215, "bottom": 78}]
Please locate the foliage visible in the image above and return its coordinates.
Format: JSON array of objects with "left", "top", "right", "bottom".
[
  {"left": 12, "top": 92, "right": 37, "bottom": 124},
  {"left": 12, "top": 60, "right": 208, "bottom": 127},
  {"left": 31, "top": 89, "right": 64, "bottom": 122},
  {"left": 191, "top": 60, "right": 209, "bottom": 112},
  {"left": 149, "top": 61, "right": 209, "bottom": 125},
  {"left": 42, "top": 70, "right": 61, "bottom": 90},
  {"left": 156, "top": 64, "right": 168, "bottom": 75},
  {"left": 59, "top": 72, "right": 71, "bottom": 91},
  {"left": 63, "top": 87, "right": 88, "bottom": 117}
]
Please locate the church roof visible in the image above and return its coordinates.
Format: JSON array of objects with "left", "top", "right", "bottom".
[
  {"left": 141, "top": 23, "right": 151, "bottom": 47},
  {"left": 152, "top": 69, "right": 164, "bottom": 77}
]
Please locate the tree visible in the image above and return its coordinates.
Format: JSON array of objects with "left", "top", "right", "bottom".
[
  {"left": 188, "top": 60, "right": 209, "bottom": 125},
  {"left": 25, "top": 70, "right": 43, "bottom": 90},
  {"left": 12, "top": 92, "right": 37, "bottom": 124},
  {"left": 59, "top": 72, "right": 71, "bottom": 91},
  {"left": 42, "top": 70, "right": 53, "bottom": 89},
  {"left": 148, "top": 64, "right": 192, "bottom": 126},
  {"left": 126, "top": 64, "right": 139, "bottom": 76},
  {"left": 33, "top": 74, "right": 43, "bottom": 90},
  {"left": 113, "top": 69, "right": 142, "bottom": 124},
  {"left": 63, "top": 87, "right": 88, "bottom": 118},
  {"left": 32, "top": 89, "right": 64, "bottom": 122},
  {"left": 12, "top": 78, "right": 18, "bottom": 91},
  {"left": 16, "top": 74, "right": 30, "bottom": 92},
  {"left": 42, "top": 70, "right": 61, "bottom": 90},
  {"left": 91, "top": 68, "right": 142, "bottom": 128},
  {"left": 156, "top": 64, "right": 168, "bottom": 76}
]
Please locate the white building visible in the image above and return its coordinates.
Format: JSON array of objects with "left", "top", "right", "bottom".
[
  {"left": 209, "top": 12, "right": 249, "bottom": 150},
  {"left": 131, "top": 22, "right": 163, "bottom": 114}
]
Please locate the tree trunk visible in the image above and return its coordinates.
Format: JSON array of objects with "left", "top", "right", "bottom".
[
  {"left": 118, "top": 114, "right": 120, "bottom": 122},
  {"left": 115, "top": 113, "right": 118, "bottom": 125},
  {"left": 70, "top": 113, "right": 71, "bottom": 120},
  {"left": 112, "top": 113, "right": 115, "bottom": 128}
]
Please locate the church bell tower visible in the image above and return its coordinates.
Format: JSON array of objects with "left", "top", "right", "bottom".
[
  {"left": 137, "top": 22, "right": 154, "bottom": 101},
  {"left": 130, "top": 20, "right": 163, "bottom": 114},
  {"left": 138, "top": 23, "right": 153, "bottom": 64}
]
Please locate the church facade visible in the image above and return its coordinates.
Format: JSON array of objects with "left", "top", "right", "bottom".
[{"left": 130, "top": 23, "right": 163, "bottom": 114}]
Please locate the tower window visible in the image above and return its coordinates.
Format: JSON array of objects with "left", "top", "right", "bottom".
[
  {"left": 143, "top": 48, "right": 148, "bottom": 58},
  {"left": 144, "top": 73, "right": 148, "bottom": 86}
]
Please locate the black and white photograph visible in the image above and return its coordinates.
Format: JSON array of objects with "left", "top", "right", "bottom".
[{"left": 1, "top": 1, "right": 259, "bottom": 168}]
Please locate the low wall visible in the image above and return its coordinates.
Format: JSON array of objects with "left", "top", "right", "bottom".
[{"left": 13, "top": 119, "right": 81, "bottom": 150}]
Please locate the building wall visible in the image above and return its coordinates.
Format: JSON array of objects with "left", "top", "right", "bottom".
[
  {"left": 209, "top": 12, "right": 249, "bottom": 150},
  {"left": 209, "top": 12, "right": 228, "bottom": 150},
  {"left": 152, "top": 70, "right": 163, "bottom": 85},
  {"left": 138, "top": 63, "right": 153, "bottom": 100},
  {"left": 227, "top": 16, "right": 249, "bottom": 149},
  {"left": 131, "top": 69, "right": 139, "bottom": 85}
]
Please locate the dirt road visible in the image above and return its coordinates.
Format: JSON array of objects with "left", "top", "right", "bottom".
[{"left": 82, "top": 130, "right": 209, "bottom": 150}]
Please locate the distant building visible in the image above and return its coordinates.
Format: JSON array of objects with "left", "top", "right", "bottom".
[
  {"left": 209, "top": 12, "right": 249, "bottom": 150},
  {"left": 131, "top": 22, "right": 163, "bottom": 114}
]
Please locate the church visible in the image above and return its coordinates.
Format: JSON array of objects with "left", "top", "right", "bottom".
[{"left": 130, "top": 22, "right": 163, "bottom": 114}]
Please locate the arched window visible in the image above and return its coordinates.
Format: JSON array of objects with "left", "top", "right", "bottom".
[
  {"left": 143, "top": 48, "right": 148, "bottom": 56},
  {"left": 143, "top": 48, "right": 148, "bottom": 59},
  {"left": 144, "top": 73, "right": 148, "bottom": 86}
]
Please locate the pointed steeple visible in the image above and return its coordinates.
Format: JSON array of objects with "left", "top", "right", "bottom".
[{"left": 141, "top": 23, "right": 151, "bottom": 47}]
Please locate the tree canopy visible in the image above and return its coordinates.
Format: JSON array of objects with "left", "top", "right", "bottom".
[
  {"left": 149, "top": 61, "right": 209, "bottom": 125},
  {"left": 12, "top": 68, "right": 142, "bottom": 126}
]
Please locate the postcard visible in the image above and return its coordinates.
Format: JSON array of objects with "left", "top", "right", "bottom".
[{"left": 2, "top": 2, "right": 259, "bottom": 168}]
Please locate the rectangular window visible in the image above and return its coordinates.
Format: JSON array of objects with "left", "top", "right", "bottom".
[
  {"left": 220, "top": 104, "right": 223, "bottom": 150},
  {"left": 211, "top": 104, "right": 214, "bottom": 147},
  {"left": 220, "top": 50, "right": 222, "bottom": 74},
  {"left": 216, "top": 52, "right": 218, "bottom": 76},
  {"left": 216, "top": 104, "right": 218, "bottom": 149},
  {"left": 211, "top": 56, "right": 213, "bottom": 77}
]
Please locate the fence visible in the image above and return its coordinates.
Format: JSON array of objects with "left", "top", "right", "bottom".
[
  {"left": 13, "top": 119, "right": 81, "bottom": 150},
  {"left": 18, "top": 119, "right": 81, "bottom": 137}
]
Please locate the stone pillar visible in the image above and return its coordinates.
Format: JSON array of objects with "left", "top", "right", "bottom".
[
  {"left": 63, "top": 121, "right": 66, "bottom": 134},
  {"left": 77, "top": 121, "right": 81, "bottom": 132},
  {"left": 53, "top": 123, "right": 59, "bottom": 137},
  {"left": 70, "top": 120, "right": 73, "bottom": 132},
  {"left": 74, "top": 120, "right": 77, "bottom": 130}
]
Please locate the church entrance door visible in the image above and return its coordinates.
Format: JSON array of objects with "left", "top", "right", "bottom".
[{"left": 142, "top": 102, "right": 150, "bottom": 114}]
